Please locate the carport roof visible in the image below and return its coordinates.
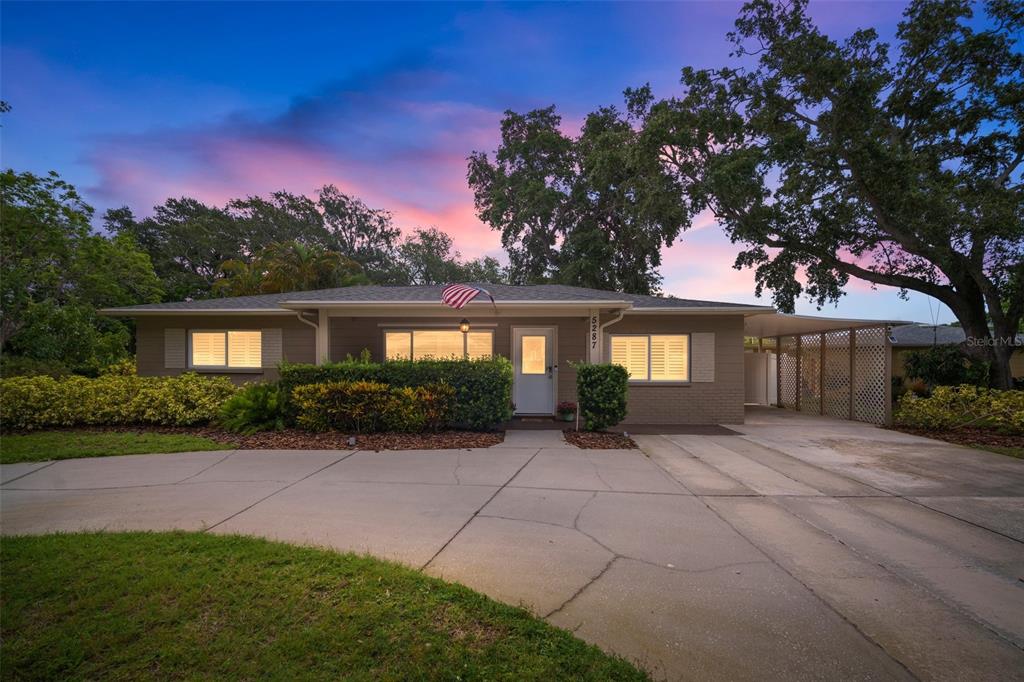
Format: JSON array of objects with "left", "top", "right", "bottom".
[{"left": 744, "top": 312, "right": 911, "bottom": 338}]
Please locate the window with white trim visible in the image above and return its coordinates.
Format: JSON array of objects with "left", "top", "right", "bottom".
[
  {"left": 385, "top": 330, "right": 493, "bottom": 360},
  {"left": 190, "top": 330, "right": 262, "bottom": 368},
  {"left": 610, "top": 334, "right": 689, "bottom": 381}
]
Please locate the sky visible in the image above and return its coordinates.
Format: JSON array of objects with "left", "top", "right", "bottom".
[{"left": 1, "top": 0, "right": 952, "bottom": 324}]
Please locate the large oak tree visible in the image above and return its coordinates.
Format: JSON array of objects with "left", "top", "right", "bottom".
[
  {"left": 467, "top": 106, "right": 688, "bottom": 294},
  {"left": 627, "top": 0, "right": 1023, "bottom": 387}
]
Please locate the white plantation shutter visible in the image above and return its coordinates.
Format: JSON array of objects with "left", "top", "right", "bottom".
[
  {"left": 191, "top": 332, "right": 226, "bottom": 367},
  {"left": 228, "top": 331, "right": 261, "bottom": 368},
  {"left": 385, "top": 331, "right": 412, "bottom": 360},
  {"left": 611, "top": 336, "right": 649, "bottom": 380},
  {"left": 691, "top": 332, "right": 715, "bottom": 382},
  {"left": 261, "top": 328, "right": 281, "bottom": 368},
  {"left": 467, "top": 331, "right": 493, "bottom": 359},
  {"left": 412, "top": 330, "right": 463, "bottom": 359},
  {"left": 164, "top": 328, "right": 186, "bottom": 368},
  {"left": 650, "top": 335, "right": 688, "bottom": 381}
]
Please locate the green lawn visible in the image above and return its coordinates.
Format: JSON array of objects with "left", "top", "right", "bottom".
[
  {"left": 0, "top": 431, "right": 232, "bottom": 464},
  {"left": 0, "top": 532, "right": 646, "bottom": 681}
]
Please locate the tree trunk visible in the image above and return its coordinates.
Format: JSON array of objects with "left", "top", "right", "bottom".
[{"left": 959, "top": 313, "right": 1015, "bottom": 390}]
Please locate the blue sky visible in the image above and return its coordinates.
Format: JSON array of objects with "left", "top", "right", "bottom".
[{"left": 2, "top": 1, "right": 952, "bottom": 323}]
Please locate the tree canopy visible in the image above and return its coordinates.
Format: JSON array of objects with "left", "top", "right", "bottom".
[
  {"left": 107, "top": 185, "right": 404, "bottom": 300},
  {"left": 623, "top": 0, "right": 1022, "bottom": 387},
  {"left": 467, "top": 106, "right": 688, "bottom": 294},
  {"left": 1, "top": 170, "right": 163, "bottom": 373},
  {"left": 393, "top": 227, "right": 507, "bottom": 286}
]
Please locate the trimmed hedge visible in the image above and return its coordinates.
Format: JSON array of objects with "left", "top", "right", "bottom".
[
  {"left": 574, "top": 363, "right": 629, "bottom": 431},
  {"left": 280, "top": 358, "right": 513, "bottom": 430},
  {"left": 895, "top": 384, "right": 1024, "bottom": 434},
  {"left": 1, "top": 373, "right": 237, "bottom": 431},
  {"left": 292, "top": 380, "right": 455, "bottom": 433}
]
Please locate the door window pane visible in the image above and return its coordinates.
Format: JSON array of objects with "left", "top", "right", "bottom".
[
  {"left": 227, "top": 331, "right": 262, "bottom": 368},
  {"left": 385, "top": 331, "right": 412, "bottom": 360},
  {"left": 650, "top": 335, "right": 688, "bottom": 381},
  {"left": 467, "top": 331, "right": 493, "bottom": 359},
  {"left": 412, "top": 330, "right": 464, "bottom": 360},
  {"left": 611, "top": 336, "right": 649, "bottom": 380},
  {"left": 521, "top": 335, "right": 546, "bottom": 375},
  {"left": 191, "top": 332, "right": 226, "bottom": 367}
]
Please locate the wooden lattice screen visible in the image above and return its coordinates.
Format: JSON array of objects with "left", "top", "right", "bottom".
[
  {"left": 778, "top": 335, "right": 799, "bottom": 409},
  {"left": 773, "top": 325, "right": 890, "bottom": 425}
]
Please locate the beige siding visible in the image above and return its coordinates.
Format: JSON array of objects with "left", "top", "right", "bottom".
[
  {"left": 603, "top": 314, "right": 745, "bottom": 424},
  {"left": 329, "top": 315, "right": 587, "bottom": 405},
  {"left": 136, "top": 315, "right": 315, "bottom": 383}
]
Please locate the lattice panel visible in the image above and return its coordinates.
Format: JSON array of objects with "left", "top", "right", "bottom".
[
  {"left": 799, "top": 333, "right": 822, "bottom": 414},
  {"left": 853, "top": 327, "right": 888, "bottom": 424},
  {"left": 778, "top": 335, "right": 798, "bottom": 409},
  {"left": 822, "top": 330, "right": 851, "bottom": 419}
]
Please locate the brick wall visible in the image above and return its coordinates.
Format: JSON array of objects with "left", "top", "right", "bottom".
[
  {"left": 602, "top": 314, "right": 746, "bottom": 424},
  {"left": 135, "top": 314, "right": 315, "bottom": 383},
  {"left": 329, "top": 315, "right": 588, "bottom": 404}
]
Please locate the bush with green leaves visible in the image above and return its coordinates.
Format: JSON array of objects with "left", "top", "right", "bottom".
[
  {"left": 903, "top": 345, "right": 989, "bottom": 388},
  {"left": 573, "top": 363, "right": 629, "bottom": 431},
  {"left": 0, "top": 373, "right": 237, "bottom": 431},
  {"left": 291, "top": 380, "right": 454, "bottom": 433},
  {"left": 218, "top": 383, "right": 285, "bottom": 434},
  {"left": 0, "top": 356, "right": 72, "bottom": 379},
  {"left": 280, "top": 357, "right": 512, "bottom": 429},
  {"left": 895, "top": 385, "right": 1024, "bottom": 434}
]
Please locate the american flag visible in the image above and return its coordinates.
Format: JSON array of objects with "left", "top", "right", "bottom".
[{"left": 441, "top": 283, "right": 495, "bottom": 309}]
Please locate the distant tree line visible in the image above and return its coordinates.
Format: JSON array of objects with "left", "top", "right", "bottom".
[{"left": 1, "top": 167, "right": 506, "bottom": 376}]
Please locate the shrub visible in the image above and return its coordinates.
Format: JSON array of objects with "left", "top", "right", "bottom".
[
  {"left": 0, "top": 373, "right": 237, "bottom": 431},
  {"left": 895, "top": 384, "right": 1024, "bottom": 434},
  {"left": 218, "top": 383, "right": 284, "bottom": 434},
  {"left": 291, "top": 380, "right": 454, "bottom": 433},
  {"left": 383, "top": 384, "right": 456, "bottom": 433},
  {"left": 0, "top": 355, "right": 71, "bottom": 379},
  {"left": 574, "top": 363, "right": 628, "bottom": 431},
  {"left": 280, "top": 357, "right": 512, "bottom": 429},
  {"left": 292, "top": 381, "right": 391, "bottom": 432},
  {"left": 903, "top": 345, "right": 989, "bottom": 387}
]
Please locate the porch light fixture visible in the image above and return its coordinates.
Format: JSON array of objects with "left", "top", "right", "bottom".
[{"left": 459, "top": 318, "right": 470, "bottom": 333}]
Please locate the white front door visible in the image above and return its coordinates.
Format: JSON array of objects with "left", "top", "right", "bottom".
[{"left": 512, "top": 327, "right": 555, "bottom": 415}]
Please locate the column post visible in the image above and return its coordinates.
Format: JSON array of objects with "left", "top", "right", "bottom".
[
  {"left": 588, "top": 309, "right": 601, "bottom": 363},
  {"left": 316, "top": 308, "right": 329, "bottom": 365}
]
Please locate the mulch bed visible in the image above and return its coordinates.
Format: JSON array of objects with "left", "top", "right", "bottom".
[
  {"left": 562, "top": 430, "right": 637, "bottom": 449},
  {"left": 891, "top": 426, "right": 1023, "bottom": 452},
  {"left": 71, "top": 425, "right": 505, "bottom": 451}
]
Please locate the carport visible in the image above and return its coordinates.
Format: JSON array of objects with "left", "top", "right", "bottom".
[{"left": 743, "top": 313, "right": 907, "bottom": 425}]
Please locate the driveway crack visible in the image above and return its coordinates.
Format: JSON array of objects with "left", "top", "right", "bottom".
[
  {"left": 203, "top": 449, "right": 358, "bottom": 532},
  {"left": 420, "top": 447, "right": 542, "bottom": 571}
]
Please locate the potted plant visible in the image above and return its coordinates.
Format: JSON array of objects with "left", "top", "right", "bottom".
[{"left": 556, "top": 401, "right": 577, "bottom": 422}]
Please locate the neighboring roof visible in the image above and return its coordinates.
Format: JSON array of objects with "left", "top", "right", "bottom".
[
  {"left": 744, "top": 313, "right": 912, "bottom": 338},
  {"left": 890, "top": 324, "right": 1024, "bottom": 347},
  {"left": 101, "top": 283, "right": 776, "bottom": 314}
]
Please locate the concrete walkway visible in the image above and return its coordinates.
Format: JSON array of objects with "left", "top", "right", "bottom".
[{"left": 2, "top": 410, "right": 1023, "bottom": 680}]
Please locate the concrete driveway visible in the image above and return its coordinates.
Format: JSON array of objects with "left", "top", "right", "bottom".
[{"left": 2, "top": 410, "right": 1023, "bottom": 681}]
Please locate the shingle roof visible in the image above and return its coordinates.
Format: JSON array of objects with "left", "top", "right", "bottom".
[
  {"left": 891, "top": 324, "right": 1024, "bottom": 347},
  {"left": 103, "top": 283, "right": 771, "bottom": 313}
]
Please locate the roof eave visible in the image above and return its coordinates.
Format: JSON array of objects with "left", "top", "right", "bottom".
[
  {"left": 625, "top": 306, "right": 776, "bottom": 315},
  {"left": 99, "top": 308, "right": 296, "bottom": 316}
]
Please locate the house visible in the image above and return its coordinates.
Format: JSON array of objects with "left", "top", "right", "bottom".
[
  {"left": 890, "top": 324, "right": 1024, "bottom": 380},
  {"left": 102, "top": 283, "right": 899, "bottom": 425},
  {"left": 103, "top": 284, "right": 777, "bottom": 424}
]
